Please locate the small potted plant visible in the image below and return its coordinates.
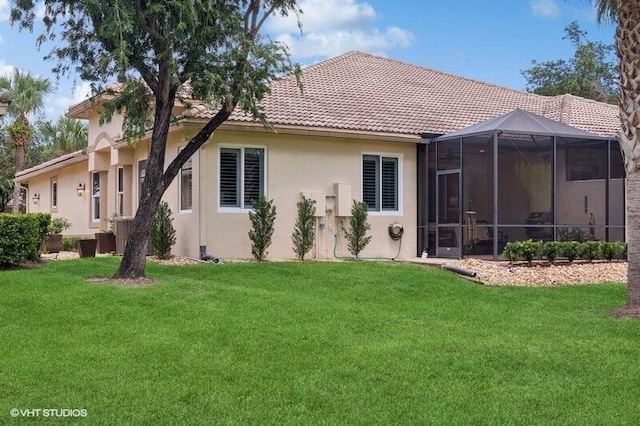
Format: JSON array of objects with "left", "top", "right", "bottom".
[
  {"left": 46, "top": 217, "right": 72, "bottom": 253},
  {"left": 95, "top": 213, "right": 118, "bottom": 254}
]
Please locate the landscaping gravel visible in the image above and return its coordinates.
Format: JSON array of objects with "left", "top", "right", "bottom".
[{"left": 452, "top": 258, "right": 627, "bottom": 286}]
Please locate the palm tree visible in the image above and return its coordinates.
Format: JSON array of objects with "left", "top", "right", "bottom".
[
  {"left": 39, "top": 116, "right": 88, "bottom": 156},
  {"left": 0, "top": 70, "right": 53, "bottom": 213},
  {"left": 594, "top": 0, "right": 640, "bottom": 309}
]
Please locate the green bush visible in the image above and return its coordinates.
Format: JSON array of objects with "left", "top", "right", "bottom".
[
  {"left": 343, "top": 200, "right": 372, "bottom": 260},
  {"left": 618, "top": 242, "right": 628, "bottom": 260},
  {"left": 0, "top": 213, "right": 50, "bottom": 266},
  {"left": 561, "top": 241, "right": 582, "bottom": 262},
  {"left": 248, "top": 196, "right": 276, "bottom": 261},
  {"left": 291, "top": 198, "right": 316, "bottom": 261},
  {"left": 502, "top": 241, "right": 521, "bottom": 263},
  {"left": 502, "top": 240, "right": 541, "bottom": 263},
  {"left": 543, "top": 241, "right": 562, "bottom": 263},
  {"left": 581, "top": 241, "right": 601, "bottom": 262},
  {"left": 61, "top": 237, "right": 79, "bottom": 252},
  {"left": 48, "top": 217, "right": 72, "bottom": 234},
  {"left": 150, "top": 201, "right": 177, "bottom": 259}
]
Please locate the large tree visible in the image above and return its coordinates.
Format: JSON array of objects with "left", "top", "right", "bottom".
[
  {"left": 0, "top": 70, "right": 53, "bottom": 213},
  {"left": 593, "top": 0, "right": 640, "bottom": 310},
  {"left": 522, "top": 21, "right": 618, "bottom": 103},
  {"left": 11, "top": 0, "right": 301, "bottom": 278}
]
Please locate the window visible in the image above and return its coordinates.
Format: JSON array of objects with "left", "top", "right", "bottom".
[
  {"left": 51, "top": 180, "right": 58, "bottom": 210},
  {"left": 363, "top": 154, "right": 399, "bottom": 212},
  {"left": 117, "top": 167, "right": 124, "bottom": 216},
  {"left": 219, "top": 147, "right": 265, "bottom": 209},
  {"left": 138, "top": 159, "right": 147, "bottom": 203},
  {"left": 91, "top": 172, "right": 100, "bottom": 222},
  {"left": 180, "top": 148, "right": 193, "bottom": 211}
]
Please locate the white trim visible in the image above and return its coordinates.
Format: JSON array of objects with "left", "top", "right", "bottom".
[
  {"left": 50, "top": 179, "right": 58, "bottom": 210},
  {"left": 361, "top": 151, "right": 403, "bottom": 216},
  {"left": 178, "top": 146, "right": 193, "bottom": 213},
  {"left": 91, "top": 172, "right": 101, "bottom": 223},
  {"left": 217, "top": 144, "right": 268, "bottom": 212},
  {"left": 116, "top": 166, "right": 124, "bottom": 216},
  {"left": 137, "top": 158, "right": 147, "bottom": 210}
]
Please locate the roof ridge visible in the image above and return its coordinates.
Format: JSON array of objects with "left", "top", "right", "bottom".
[{"left": 333, "top": 51, "right": 567, "bottom": 102}]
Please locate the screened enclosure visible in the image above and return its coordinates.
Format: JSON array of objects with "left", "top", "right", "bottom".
[{"left": 417, "top": 109, "right": 625, "bottom": 259}]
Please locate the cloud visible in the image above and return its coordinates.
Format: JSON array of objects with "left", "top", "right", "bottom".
[
  {"left": 0, "top": 59, "right": 14, "bottom": 76},
  {"left": 529, "top": 0, "right": 561, "bottom": 19},
  {"left": 0, "top": 0, "right": 9, "bottom": 22},
  {"left": 47, "top": 82, "right": 92, "bottom": 118},
  {"left": 267, "top": 0, "right": 415, "bottom": 59}
]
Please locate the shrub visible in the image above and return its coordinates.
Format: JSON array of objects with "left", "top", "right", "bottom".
[
  {"left": 291, "top": 198, "right": 316, "bottom": 261},
  {"left": 61, "top": 237, "right": 79, "bottom": 252},
  {"left": 343, "top": 200, "right": 372, "bottom": 260},
  {"left": 248, "top": 196, "right": 276, "bottom": 261},
  {"left": 48, "top": 217, "right": 72, "bottom": 235},
  {"left": 581, "top": 241, "right": 601, "bottom": 262},
  {"left": 502, "top": 241, "right": 521, "bottom": 263},
  {"left": 543, "top": 241, "right": 562, "bottom": 263},
  {"left": 561, "top": 241, "right": 582, "bottom": 262},
  {"left": 150, "top": 201, "right": 176, "bottom": 259},
  {"left": 520, "top": 240, "right": 542, "bottom": 263},
  {"left": 0, "top": 213, "right": 50, "bottom": 266}
]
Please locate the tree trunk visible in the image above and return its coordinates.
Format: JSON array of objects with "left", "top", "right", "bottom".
[
  {"left": 616, "top": 1, "right": 640, "bottom": 307},
  {"left": 112, "top": 84, "right": 176, "bottom": 279},
  {"left": 11, "top": 144, "right": 25, "bottom": 213}
]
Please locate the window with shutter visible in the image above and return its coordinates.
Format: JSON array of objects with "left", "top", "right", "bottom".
[
  {"left": 362, "top": 154, "right": 400, "bottom": 212},
  {"left": 220, "top": 148, "right": 240, "bottom": 207},
  {"left": 219, "top": 146, "right": 265, "bottom": 209},
  {"left": 381, "top": 157, "right": 398, "bottom": 211},
  {"left": 363, "top": 155, "right": 379, "bottom": 211}
]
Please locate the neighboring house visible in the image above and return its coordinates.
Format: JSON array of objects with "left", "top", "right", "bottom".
[{"left": 15, "top": 51, "right": 624, "bottom": 260}]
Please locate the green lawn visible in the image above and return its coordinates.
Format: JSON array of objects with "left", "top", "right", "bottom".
[{"left": 1, "top": 259, "right": 639, "bottom": 424}]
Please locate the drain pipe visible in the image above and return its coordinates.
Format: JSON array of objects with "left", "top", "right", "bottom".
[{"left": 442, "top": 263, "right": 477, "bottom": 277}]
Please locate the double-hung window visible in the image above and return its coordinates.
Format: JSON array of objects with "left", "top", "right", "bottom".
[
  {"left": 362, "top": 154, "right": 399, "bottom": 212},
  {"left": 51, "top": 179, "right": 58, "bottom": 210},
  {"left": 91, "top": 172, "right": 100, "bottom": 222},
  {"left": 219, "top": 147, "right": 265, "bottom": 209},
  {"left": 116, "top": 167, "right": 124, "bottom": 216},
  {"left": 179, "top": 148, "right": 193, "bottom": 211},
  {"left": 138, "top": 159, "right": 147, "bottom": 204}
]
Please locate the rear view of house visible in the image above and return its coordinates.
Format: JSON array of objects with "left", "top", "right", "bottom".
[{"left": 15, "top": 51, "right": 624, "bottom": 260}]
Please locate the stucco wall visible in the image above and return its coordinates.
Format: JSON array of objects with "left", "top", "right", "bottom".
[
  {"left": 25, "top": 161, "right": 95, "bottom": 237},
  {"left": 196, "top": 129, "right": 418, "bottom": 260}
]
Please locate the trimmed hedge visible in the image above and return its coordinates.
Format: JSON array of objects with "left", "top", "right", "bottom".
[
  {"left": 502, "top": 240, "right": 627, "bottom": 264},
  {"left": 0, "top": 213, "right": 50, "bottom": 266}
]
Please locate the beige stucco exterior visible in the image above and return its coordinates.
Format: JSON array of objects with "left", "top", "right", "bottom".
[
  {"left": 196, "top": 128, "right": 418, "bottom": 260},
  {"left": 18, "top": 111, "right": 419, "bottom": 260}
]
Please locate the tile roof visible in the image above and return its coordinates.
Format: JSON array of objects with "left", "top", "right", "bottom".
[{"left": 184, "top": 51, "right": 620, "bottom": 138}]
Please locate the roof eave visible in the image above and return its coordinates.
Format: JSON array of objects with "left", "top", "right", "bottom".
[{"left": 15, "top": 150, "right": 88, "bottom": 182}]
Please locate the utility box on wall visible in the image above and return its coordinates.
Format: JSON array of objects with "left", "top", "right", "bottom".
[
  {"left": 334, "top": 183, "right": 352, "bottom": 217},
  {"left": 301, "top": 192, "right": 326, "bottom": 217}
]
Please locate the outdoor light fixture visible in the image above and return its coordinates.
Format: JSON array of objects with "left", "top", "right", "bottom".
[
  {"left": 32, "top": 193, "right": 40, "bottom": 205},
  {"left": 76, "top": 182, "right": 86, "bottom": 196}
]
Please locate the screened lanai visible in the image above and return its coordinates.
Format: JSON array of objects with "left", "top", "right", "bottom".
[{"left": 418, "top": 108, "right": 625, "bottom": 259}]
